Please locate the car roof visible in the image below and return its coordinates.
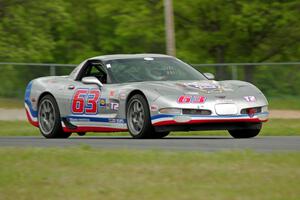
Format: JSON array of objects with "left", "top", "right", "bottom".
[{"left": 89, "top": 53, "right": 173, "bottom": 61}]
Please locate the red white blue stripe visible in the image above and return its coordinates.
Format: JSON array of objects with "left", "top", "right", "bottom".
[
  {"left": 151, "top": 112, "right": 269, "bottom": 126},
  {"left": 24, "top": 81, "right": 38, "bottom": 127}
]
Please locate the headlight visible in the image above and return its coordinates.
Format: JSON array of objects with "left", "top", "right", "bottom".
[
  {"left": 241, "top": 107, "right": 262, "bottom": 114},
  {"left": 262, "top": 106, "right": 268, "bottom": 113},
  {"left": 159, "top": 108, "right": 182, "bottom": 114}
]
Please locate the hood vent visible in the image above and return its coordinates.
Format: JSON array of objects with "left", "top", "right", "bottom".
[{"left": 182, "top": 109, "right": 212, "bottom": 115}]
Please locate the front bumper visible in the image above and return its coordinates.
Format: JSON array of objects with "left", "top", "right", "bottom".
[{"left": 151, "top": 112, "right": 268, "bottom": 132}]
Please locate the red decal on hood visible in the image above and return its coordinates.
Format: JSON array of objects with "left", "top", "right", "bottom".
[{"left": 178, "top": 95, "right": 206, "bottom": 104}]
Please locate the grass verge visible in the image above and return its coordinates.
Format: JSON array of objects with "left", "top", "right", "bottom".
[
  {"left": 0, "top": 148, "right": 299, "bottom": 200},
  {"left": 268, "top": 96, "right": 300, "bottom": 110},
  {"left": 0, "top": 98, "right": 23, "bottom": 109},
  {"left": 1, "top": 119, "right": 300, "bottom": 136}
]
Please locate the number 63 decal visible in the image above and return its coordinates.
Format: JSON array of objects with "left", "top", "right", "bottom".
[{"left": 71, "top": 89, "right": 100, "bottom": 114}]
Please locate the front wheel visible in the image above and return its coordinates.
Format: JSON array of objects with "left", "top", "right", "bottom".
[
  {"left": 126, "top": 94, "right": 153, "bottom": 139},
  {"left": 152, "top": 131, "right": 170, "bottom": 139},
  {"left": 228, "top": 129, "right": 261, "bottom": 139},
  {"left": 77, "top": 132, "right": 86, "bottom": 136},
  {"left": 38, "top": 95, "right": 71, "bottom": 138}
]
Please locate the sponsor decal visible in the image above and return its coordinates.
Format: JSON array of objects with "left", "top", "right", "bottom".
[
  {"left": 215, "top": 96, "right": 233, "bottom": 103},
  {"left": 99, "top": 98, "right": 106, "bottom": 107},
  {"left": 109, "top": 90, "right": 115, "bottom": 97},
  {"left": 184, "top": 82, "right": 199, "bottom": 89},
  {"left": 150, "top": 105, "right": 159, "bottom": 112},
  {"left": 178, "top": 95, "right": 206, "bottom": 104},
  {"left": 119, "top": 90, "right": 126, "bottom": 100},
  {"left": 69, "top": 118, "right": 90, "bottom": 122},
  {"left": 244, "top": 96, "right": 256, "bottom": 102},
  {"left": 71, "top": 89, "right": 100, "bottom": 114},
  {"left": 109, "top": 118, "right": 125, "bottom": 123},
  {"left": 185, "top": 82, "right": 218, "bottom": 90},
  {"left": 216, "top": 99, "right": 233, "bottom": 103},
  {"left": 110, "top": 102, "right": 119, "bottom": 110}
]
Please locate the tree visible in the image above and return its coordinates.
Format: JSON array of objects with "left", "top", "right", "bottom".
[
  {"left": 0, "top": 0, "right": 72, "bottom": 97},
  {"left": 0, "top": 0, "right": 300, "bottom": 97},
  {"left": 174, "top": 0, "right": 300, "bottom": 82}
]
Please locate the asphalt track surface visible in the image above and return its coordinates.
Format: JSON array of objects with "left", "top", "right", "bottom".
[{"left": 0, "top": 136, "right": 299, "bottom": 152}]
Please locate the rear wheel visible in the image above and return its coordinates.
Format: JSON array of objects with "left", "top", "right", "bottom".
[
  {"left": 127, "top": 94, "right": 153, "bottom": 139},
  {"left": 228, "top": 129, "right": 261, "bottom": 139},
  {"left": 38, "top": 95, "right": 71, "bottom": 138}
]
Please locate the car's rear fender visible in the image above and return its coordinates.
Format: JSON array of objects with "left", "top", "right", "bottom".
[{"left": 24, "top": 76, "right": 72, "bottom": 126}]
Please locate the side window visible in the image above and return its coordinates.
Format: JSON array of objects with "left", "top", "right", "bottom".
[
  {"left": 82, "top": 64, "right": 107, "bottom": 84},
  {"left": 89, "top": 66, "right": 104, "bottom": 77}
]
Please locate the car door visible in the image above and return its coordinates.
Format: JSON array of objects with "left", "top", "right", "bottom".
[{"left": 64, "top": 61, "right": 111, "bottom": 127}]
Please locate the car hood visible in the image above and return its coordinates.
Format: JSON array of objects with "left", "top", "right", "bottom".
[
  {"left": 131, "top": 80, "right": 268, "bottom": 109},
  {"left": 138, "top": 80, "right": 260, "bottom": 96}
]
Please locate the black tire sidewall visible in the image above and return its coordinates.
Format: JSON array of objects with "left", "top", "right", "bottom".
[
  {"left": 126, "top": 94, "right": 153, "bottom": 139},
  {"left": 38, "top": 95, "right": 71, "bottom": 138},
  {"left": 152, "top": 131, "right": 170, "bottom": 139},
  {"left": 228, "top": 128, "right": 261, "bottom": 139}
]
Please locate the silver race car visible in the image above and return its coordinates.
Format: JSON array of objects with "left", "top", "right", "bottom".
[{"left": 25, "top": 54, "right": 269, "bottom": 139}]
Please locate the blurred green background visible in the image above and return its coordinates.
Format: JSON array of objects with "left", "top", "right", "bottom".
[{"left": 0, "top": 0, "right": 299, "bottom": 100}]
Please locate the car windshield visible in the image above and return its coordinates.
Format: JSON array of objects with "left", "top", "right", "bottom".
[{"left": 104, "top": 57, "right": 207, "bottom": 83}]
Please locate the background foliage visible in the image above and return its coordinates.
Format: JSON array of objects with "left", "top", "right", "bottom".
[{"left": 0, "top": 0, "right": 299, "bottom": 98}]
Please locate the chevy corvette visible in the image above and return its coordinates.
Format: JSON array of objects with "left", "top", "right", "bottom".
[{"left": 25, "top": 54, "right": 269, "bottom": 138}]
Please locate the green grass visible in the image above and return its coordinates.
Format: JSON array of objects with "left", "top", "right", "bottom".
[
  {"left": 268, "top": 96, "right": 300, "bottom": 110},
  {"left": 0, "top": 98, "right": 23, "bottom": 109},
  {"left": 0, "top": 121, "right": 40, "bottom": 136},
  {"left": 1, "top": 119, "right": 300, "bottom": 137},
  {"left": 0, "top": 148, "right": 299, "bottom": 200}
]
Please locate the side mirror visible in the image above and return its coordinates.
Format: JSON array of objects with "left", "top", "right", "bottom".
[
  {"left": 82, "top": 76, "right": 103, "bottom": 88},
  {"left": 203, "top": 73, "right": 215, "bottom": 80}
]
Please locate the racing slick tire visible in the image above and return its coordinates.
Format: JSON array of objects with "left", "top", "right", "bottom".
[
  {"left": 38, "top": 94, "right": 71, "bottom": 139},
  {"left": 126, "top": 94, "right": 154, "bottom": 139},
  {"left": 152, "top": 131, "right": 170, "bottom": 139},
  {"left": 77, "top": 132, "right": 86, "bottom": 136},
  {"left": 228, "top": 128, "right": 261, "bottom": 139}
]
